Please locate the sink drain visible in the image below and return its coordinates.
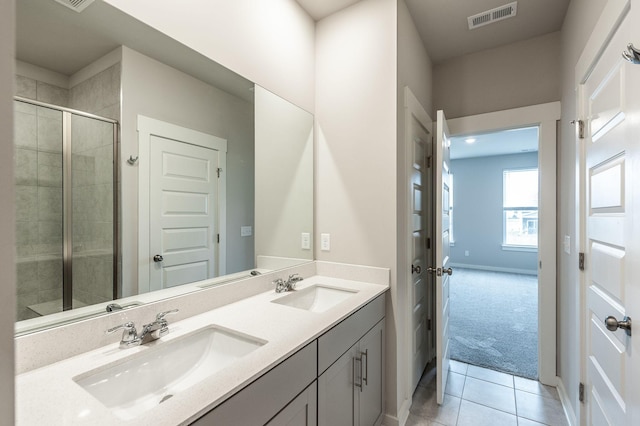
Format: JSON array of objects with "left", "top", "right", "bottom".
[{"left": 159, "top": 394, "right": 173, "bottom": 404}]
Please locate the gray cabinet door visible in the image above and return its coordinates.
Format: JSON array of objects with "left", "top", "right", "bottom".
[
  {"left": 267, "top": 381, "right": 317, "bottom": 426},
  {"left": 358, "top": 321, "right": 384, "bottom": 426},
  {"left": 318, "top": 345, "right": 359, "bottom": 426}
]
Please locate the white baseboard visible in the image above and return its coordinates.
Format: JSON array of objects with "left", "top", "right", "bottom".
[
  {"left": 450, "top": 262, "right": 538, "bottom": 276},
  {"left": 382, "top": 398, "right": 411, "bottom": 426},
  {"left": 556, "top": 377, "right": 578, "bottom": 426}
]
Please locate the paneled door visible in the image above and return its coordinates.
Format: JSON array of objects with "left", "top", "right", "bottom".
[
  {"left": 405, "top": 88, "right": 434, "bottom": 393},
  {"left": 149, "top": 137, "right": 219, "bottom": 290},
  {"left": 434, "top": 110, "right": 452, "bottom": 405},
  {"left": 137, "top": 116, "right": 227, "bottom": 293},
  {"left": 580, "top": 2, "right": 640, "bottom": 424}
]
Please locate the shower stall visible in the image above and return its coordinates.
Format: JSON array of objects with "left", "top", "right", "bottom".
[{"left": 14, "top": 97, "right": 118, "bottom": 321}]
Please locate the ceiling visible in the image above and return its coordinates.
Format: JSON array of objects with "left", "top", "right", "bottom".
[
  {"left": 449, "top": 126, "right": 539, "bottom": 160},
  {"left": 16, "top": 0, "right": 253, "bottom": 101},
  {"left": 296, "top": 0, "right": 570, "bottom": 63}
]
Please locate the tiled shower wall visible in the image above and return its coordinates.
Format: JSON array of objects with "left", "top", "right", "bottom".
[{"left": 14, "top": 64, "right": 120, "bottom": 321}]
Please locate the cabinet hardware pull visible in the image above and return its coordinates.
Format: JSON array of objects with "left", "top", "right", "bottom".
[
  {"left": 353, "top": 356, "right": 363, "bottom": 391},
  {"left": 362, "top": 349, "right": 368, "bottom": 386}
]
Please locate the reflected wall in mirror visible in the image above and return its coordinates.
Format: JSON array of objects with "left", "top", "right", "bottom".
[{"left": 14, "top": 0, "right": 313, "bottom": 334}]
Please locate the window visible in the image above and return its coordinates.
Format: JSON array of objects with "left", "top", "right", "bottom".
[{"left": 503, "top": 168, "right": 538, "bottom": 248}]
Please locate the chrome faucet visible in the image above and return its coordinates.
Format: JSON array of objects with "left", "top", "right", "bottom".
[
  {"left": 274, "top": 274, "right": 304, "bottom": 293},
  {"left": 106, "top": 309, "right": 179, "bottom": 349}
]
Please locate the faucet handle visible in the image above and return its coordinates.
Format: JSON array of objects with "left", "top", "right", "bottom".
[
  {"left": 156, "top": 309, "right": 179, "bottom": 321},
  {"left": 106, "top": 321, "right": 136, "bottom": 335},
  {"left": 273, "top": 278, "right": 286, "bottom": 293},
  {"left": 106, "top": 322, "right": 140, "bottom": 348}
]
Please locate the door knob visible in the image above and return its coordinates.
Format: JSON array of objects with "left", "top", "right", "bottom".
[
  {"left": 427, "top": 267, "right": 438, "bottom": 274},
  {"left": 153, "top": 254, "right": 164, "bottom": 262},
  {"left": 605, "top": 315, "right": 631, "bottom": 336},
  {"left": 411, "top": 264, "right": 422, "bottom": 274},
  {"left": 442, "top": 267, "right": 453, "bottom": 276}
]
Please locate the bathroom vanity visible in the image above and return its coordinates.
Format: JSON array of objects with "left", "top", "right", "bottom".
[{"left": 15, "top": 263, "right": 389, "bottom": 425}]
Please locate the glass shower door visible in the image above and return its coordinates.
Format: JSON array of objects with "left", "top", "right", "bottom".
[
  {"left": 14, "top": 98, "right": 118, "bottom": 321},
  {"left": 70, "top": 114, "right": 117, "bottom": 308}
]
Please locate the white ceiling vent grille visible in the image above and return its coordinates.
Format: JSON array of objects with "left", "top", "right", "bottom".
[
  {"left": 53, "top": 0, "right": 96, "bottom": 13},
  {"left": 468, "top": 2, "right": 518, "bottom": 30}
]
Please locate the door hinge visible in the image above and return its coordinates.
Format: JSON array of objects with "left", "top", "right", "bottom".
[
  {"left": 571, "top": 119, "right": 585, "bottom": 139},
  {"left": 426, "top": 237, "right": 431, "bottom": 250},
  {"left": 579, "top": 382, "right": 585, "bottom": 402},
  {"left": 427, "top": 156, "right": 432, "bottom": 168},
  {"left": 427, "top": 319, "right": 432, "bottom": 331},
  {"left": 217, "top": 234, "right": 220, "bottom": 244},
  {"left": 217, "top": 168, "right": 222, "bottom": 178},
  {"left": 579, "top": 252, "right": 585, "bottom": 271}
]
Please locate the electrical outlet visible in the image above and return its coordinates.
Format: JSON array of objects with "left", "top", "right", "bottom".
[
  {"left": 301, "top": 233, "right": 311, "bottom": 250},
  {"left": 241, "top": 226, "right": 252, "bottom": 237},
  {"left": 321, "top": 233, "right": 331, "bottom": 251}
]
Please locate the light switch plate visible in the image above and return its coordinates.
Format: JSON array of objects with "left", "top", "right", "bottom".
[
  {"left": 320, "top": 233, "right": 330, "bottom": 251},
  {"left": 564, "top": 235, "right": 571, "bottom": 254},
  {"left": 301, "top": 233, "right": 311, "bottom": 250},
  {"left": 241, "top": 226, "right": 252, "bottom": 237}
]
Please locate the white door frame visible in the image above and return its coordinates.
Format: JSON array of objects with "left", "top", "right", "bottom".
[
  {"left": 403, "top": 87, "right": 434, "bottom": 401},
  {"left": 447, "top": 101, "right": 560, "bottom": 386},
  {"left": 575, "top": 1, "right": 631, "bottom": 424},
  {"left": 137, "top": 115, "right": 227, "bottom": 294}
]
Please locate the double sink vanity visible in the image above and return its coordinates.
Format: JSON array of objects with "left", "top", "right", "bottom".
[{"left": 15, "top": 262, "right": 389, "bottom": 425}]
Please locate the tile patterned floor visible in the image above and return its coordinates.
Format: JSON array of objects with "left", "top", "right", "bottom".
[{"left": 407, "top": 361, "right": 568, "bottom": 426}]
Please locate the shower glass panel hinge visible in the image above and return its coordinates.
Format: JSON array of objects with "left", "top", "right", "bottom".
[
  {"left": 217, "top": 168, "right": 222, "bottom": 178},
  {"left": 579, "top": 252, "right": 585, "bottom": 271},
  {"left": 579, "top": 382, "right": 585, "bottom": 402},
  {"left": 427, "top": 319, "right": 432, "bottom": 331},
  {"left": 217, "top": 234, "right": 220, "bottom": 244}
]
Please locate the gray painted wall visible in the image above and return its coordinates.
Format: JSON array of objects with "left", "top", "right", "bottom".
[
  {"left": 450, "top": 152, "right": 538, "bottom": 273},
  {"left": 434, "top": 32, "right": 561, "bottom": 119}
]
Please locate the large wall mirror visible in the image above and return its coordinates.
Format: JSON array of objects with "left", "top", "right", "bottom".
[{"left": 14, "top": 0, "right": 314, "bottom": 335}]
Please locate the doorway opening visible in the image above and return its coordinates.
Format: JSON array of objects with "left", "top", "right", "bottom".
[{"left": 448, "top": 126, "right": 539, "bottom": 380}]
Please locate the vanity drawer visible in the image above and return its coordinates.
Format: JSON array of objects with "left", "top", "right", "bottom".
[
  {"left": 192, "top": 340, "right": 317, "bottom": 425},
  {"left": 317, "top": 293, "right": 386, "bottom": 375}
]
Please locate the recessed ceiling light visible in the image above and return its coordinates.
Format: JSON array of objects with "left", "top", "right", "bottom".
[{"left": 465, "top": 138, "right": 476, "bottom": 144}]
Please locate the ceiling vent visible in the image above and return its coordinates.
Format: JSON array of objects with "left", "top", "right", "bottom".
[
  {"left": 467, "top": 1, "right": 518, "bottom": 30},
  {"left": 53, "top": 0, "right": 95, "bottom": 13}
]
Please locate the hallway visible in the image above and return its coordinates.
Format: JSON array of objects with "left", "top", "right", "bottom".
[{"left": 407, "top": 361, "right": 567, "bottom": 426}]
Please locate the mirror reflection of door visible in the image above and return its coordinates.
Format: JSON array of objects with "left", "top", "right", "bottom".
[
  {"left": 149, "top": 136, "right": 220, "bottom": 290},
  {"left": 138, "top": 116, "right": 227, "bottom": 294}
]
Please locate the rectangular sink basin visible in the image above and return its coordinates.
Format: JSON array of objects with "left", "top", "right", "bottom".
[
  {"left": 271, "top": 285, "right": 358, "bottom": 313},
  {"left": 74, "top": 326, "right": 265, "bottom": 420}
]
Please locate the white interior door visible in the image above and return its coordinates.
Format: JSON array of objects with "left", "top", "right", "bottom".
[
  {"left": 149, "top": 137, "right": 219, "bottom": 290},
  {"left": 137, "top": 116, "right": 227, "bottom": 293},
  {"left": 580, "top": 4, "right": 640, "bottom": 424},
  {"left": 405, "top": 88, "right": 435, "bottom": 393},
  {"left": 434, "top": 110, "right": 452, "bottom": 405}
]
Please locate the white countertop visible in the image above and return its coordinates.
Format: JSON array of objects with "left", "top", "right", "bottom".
[{"left": 16, "top": 275, "right": 388, "bottom": 425}]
